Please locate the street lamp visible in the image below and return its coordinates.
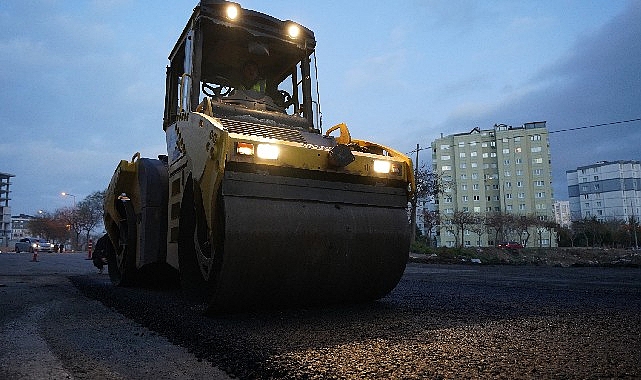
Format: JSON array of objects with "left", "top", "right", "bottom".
[{"left": 61, "top": 192, "right": 76, "bottom": 207}]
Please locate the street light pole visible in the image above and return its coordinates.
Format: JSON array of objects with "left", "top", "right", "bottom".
[{"left": 61, "top": 192, "right": 76, "bottom": 207}]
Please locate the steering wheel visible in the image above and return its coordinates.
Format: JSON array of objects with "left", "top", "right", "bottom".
[
  {"left": 278, "top": 90, "right": 293, "bottom": 108},
  {"left": 202, "top": 76, "right": 234, "bottom": 97}
]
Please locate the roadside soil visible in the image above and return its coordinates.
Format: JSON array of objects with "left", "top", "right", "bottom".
[{"left": 410, "top": 246, "right": 641, "bottom": 267}]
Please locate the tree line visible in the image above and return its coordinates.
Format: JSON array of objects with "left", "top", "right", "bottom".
[
  {"left": 417, "top": 208, "right": 640, "bottom": 249},
  {"left": 27, "top": 190, "right": 105, "bottom": 250}
]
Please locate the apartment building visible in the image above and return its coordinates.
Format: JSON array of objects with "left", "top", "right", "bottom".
[
  {"left": 431, "top": 122, "right": 555, "bottom": 247},
  {"left": 1, "top": 172, "right": 15, "bottom": 248},
  {"left": 567, "top": 160, "right": 641, "bottom": 221},
  {"left": 553, "top": 200, "right": 571, "bottom": 228}
]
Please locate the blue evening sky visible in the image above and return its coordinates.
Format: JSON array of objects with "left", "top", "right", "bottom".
[{"left": 1, "top": 1, "right": 640, "bottom": 215}]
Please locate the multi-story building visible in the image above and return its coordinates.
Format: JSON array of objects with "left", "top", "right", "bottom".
[
  {"left": 431, "top": 122, "right": 555, "bottom": 247},
  {"left": 567, "top": 160, "right": 641, "bottom": 221},
  {"left": 1, "top": 172, "right": 15, "bottom": 248},
  {"left": 553, "top": 200, "right": 571, "bottom": 228},
  {"left": 10, "top": 214, "right": 36, "bottom": 240}
]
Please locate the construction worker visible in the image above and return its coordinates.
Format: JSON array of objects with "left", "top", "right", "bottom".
[{"left": 240, "top": 61, "right": 266, "bottom": 94}]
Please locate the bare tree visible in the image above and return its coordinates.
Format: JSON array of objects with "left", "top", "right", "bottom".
[
  {"left": 409, "top": 164, "right": 447, "bottom": 243},
  {"left": 75, "top": 190, "right": 106, "bottom": 247},
  {"left": 485, "top": 212, "right": 510, "bottom": 245},
  {"left": 421, "top": 208, "right": 440, "bottom": 246},
  {"left": 57, "top": 207, "right": 81, "bottom": 249},
  {"left": 514, "top": 214, "right": 538, "bottom": 247},
  {"left": 449, "top": 210, "right": 477, "bottom": 247},
  {"left": 467, "top": 214, "right": 486, "bottom": 247}
]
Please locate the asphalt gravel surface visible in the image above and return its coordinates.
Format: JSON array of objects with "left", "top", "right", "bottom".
[{"left": 1, "top": 252, "right": 640, "bottom": 379}]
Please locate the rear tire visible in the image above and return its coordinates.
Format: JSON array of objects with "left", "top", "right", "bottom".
[{"left": 108, "top": 199, "right": 137, "bottom": 286}]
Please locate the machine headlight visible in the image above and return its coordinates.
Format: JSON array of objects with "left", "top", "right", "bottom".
[
  {"left": 256, "top": 144, "right": 280, "bottom": 160},
  {"left": 373, "top": 160, "right": 392, "bottom": 174},
  {"left": 225, "top": 4, "right": 240, "bottom": 20}
]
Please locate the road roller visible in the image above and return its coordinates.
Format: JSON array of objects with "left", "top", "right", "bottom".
[{"left": 103, "top": 0, "right": 415, "bottom": 312}]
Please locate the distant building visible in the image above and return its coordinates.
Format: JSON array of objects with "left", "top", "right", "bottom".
[
  {"left": 553, "top": 200, "right": 571, "bottom": 228},
  {"left": 567, "top": 160, "right": 641, "bottom": 221},
  {"left": 431, "top": 121, "right": 556, "bottom": 247},
  {"left": 11, "top": 214, "right": 36, "bottom": 239},
  {"left": 0, "top": 172, "right": 15, "bottom": 247}
]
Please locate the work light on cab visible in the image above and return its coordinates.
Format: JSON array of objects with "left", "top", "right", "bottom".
[{"left": 225, "top": 4, "right": 240, "bottom": 20}]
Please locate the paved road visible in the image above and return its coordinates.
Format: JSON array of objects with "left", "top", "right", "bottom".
[
  {"left": 0, "top": 252, "right": 230, "bottom": 380},
  {"left": 1, "top": 252, "right": 640, "bottom": 379}
]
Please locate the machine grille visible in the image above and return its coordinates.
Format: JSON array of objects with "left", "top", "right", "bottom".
[{"left": 220, "top": 118, "right": 307, "bottom": 144}]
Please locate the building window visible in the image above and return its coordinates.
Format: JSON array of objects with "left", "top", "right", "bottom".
[
  {"left": 461, "top": 184, "right": 467, "bottom": 190},
  {"left": 532, "top": 158, "right": 543, "bottom": 164},
  {"left": 471, "top": 173, "right": 478, "bottom": 179},
  {"left": 482, "top": 153, "right": 489, "bottom": 158},
  {"left": 504, "top": 159, "right": 510, "bottom": 165},
  {"left": 459, "top": 163, "right": 466, "bottom": 169},
  {"left": 442, "top": 165, "right": 451, "bottom": 171},
  {"left": 502, "top": 148, "right": 510, "bottom": 154},
  {"left": 471, "top": 162, "right": 478, "bottom": 168},
  {"left": 506, "top": 205, "right": 513, "bottom": 211},
  {"left": 506, "top": 193, "right": 513, "bottom": 199},
  {"left": 534, "top": 169, "right": 542, "bottom": 175},
  {"left": 531, "top": 146, "right": 542, "bottom": 153},
  {"left": 461, "top": 174, "right": 467, "bottom": 180},
  {"left": 531, "top": 134, "right": 541, "bottom": 141},
  {"left": 535, "top": 180, "right": 544, "bottom": 186},
  {"left": 458, "top": 142, "right": 465, "bottom": 147},
  {"left": 462, "top": 195, "right": 468, "bottom": 202},
  {"left": 515, "top": 147, "right": 522, "bottom": 153},
  {"left": 505, "top": 182, "right": 512, "bottom": 188},
  {"left": 470, "top": 151, "right": 477, "bottom": 157},
  {"left": 536, "top": 192, "right": 546, "bottom": 198},
  {"left": 473, "top": 206, "right": 481, "bottom": 213},
  {"left": 473, "top": 195, "right": 480, "bottom": 201},
  {"left": 517, "top": 181, "right": 523, "bottom": 187},
  {"left": 441, "top": 155, "right": 451, "bottom": 160},
  {"left": 504, "top": 171, "right": 511, "bottom": 177},
  {"left": 473, "top": 184, "right": 479, "bottom": 190},
  {"left": 440, "top": 144, "right": 450, "bottom": 150},
  {"left": 459, "top": 152, "right": 466, "bottom": 158},
  {"left": 516, "top": 169, "right": 523, "bottom": 175},
  {"left": 519, "top": 204, "right": 526, "bottom": 210},
  {"left": 518, "top": 192, "right": 525, "bottom": 198}
]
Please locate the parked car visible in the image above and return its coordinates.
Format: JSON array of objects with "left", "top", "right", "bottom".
[
  {"left": 15, "top": 237, "right": 38, "bottom": 253},
  {"left": 497, "top": 241, "right": 524, "bottom": 249},
  {"left": 14, "top": 237, "right": 53, "bottom": 253}
]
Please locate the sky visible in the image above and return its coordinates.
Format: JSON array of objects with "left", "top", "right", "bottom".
[{"left": 1, "top": 0, "right": 640, "bottom": 216}]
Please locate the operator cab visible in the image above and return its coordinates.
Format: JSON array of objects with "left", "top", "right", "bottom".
[{"left": 163, "top": 0, "right": 319, "bottom": 131}]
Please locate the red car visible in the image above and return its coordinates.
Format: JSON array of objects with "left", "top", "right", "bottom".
[{"left": 497, "top": 241, "right": 523, "bottom": 249}]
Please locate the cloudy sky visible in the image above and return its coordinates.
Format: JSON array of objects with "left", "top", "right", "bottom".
[{"left": 1, "top": 0, "right": 640, "bottom": 216}]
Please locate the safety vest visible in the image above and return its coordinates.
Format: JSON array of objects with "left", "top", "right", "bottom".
[{"left": 243, "top": 79, "right": 266, "bottom": 93}]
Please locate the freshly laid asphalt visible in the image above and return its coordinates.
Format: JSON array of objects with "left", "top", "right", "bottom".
[{"left": 1, "top": 250, "right": 640, "bottom": 379}]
